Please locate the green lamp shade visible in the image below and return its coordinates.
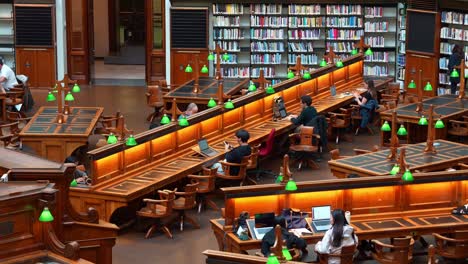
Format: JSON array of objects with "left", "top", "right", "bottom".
[
  {"left": 266, "top": 254, "right": 280, "bottom": 264},
  {"left": 70, "top": 179, "right": 78, "bottom": 187},
  {"left": 319, "top": 59, "right": 327, "bottom": 67},
  {"left": 303, "top": 71, "right": 311, "bottom": 80},
  {"left": 397, "top": 125, "right": 408, "bottom": 136},
  {"left": 365, "top": 48, "right": 373, "bottom": 56},
  {"left": 207, "top": 98, "right": 217, "bottom": 108},
  {"left": 285, "top": 179, "right": 298, "bottom": 191},
  {"left": 160, "top": 114, "right": 171, "bottom": 125},
  {"left": 390, "top": 164, "right": 400, "bottom": 175},
  {"left": 207, "top": 52, "right": 214, "bottom": 61},
  {"left": 201, "top": 65, "right": 209, "bottom": 73},
  {"left": 336, "top": 60, "right": 344, "bottom": 68},
  {"left": 248, "top": 82, "right": 257, "bottom": 92},
  {"left": 418, "top": 116, "right": 428, "bottom": 125},
  {"left": 287, "top": 70, "right": 295, "bottom": 79},
  {"left": 265, "top": 85, "right": 275, "bottom": 94},
  {"left": 450, "top": 69, "right": 459, "bottom": 78},
  {"left": 39, "top": 207, "right": 54, "bottom": 222},
  {"left": 179, "top": 116, "right": 189, "bottom": 127},
  {"left": 72, "top": 83, "right": 81, "bottom": 93},
  {"left": 351, "top": 49, "right": 358, "bottom": 55},
  {"left": 407, "top": 80, "right": 416, "bottom": 89},
  {"left": 222, "top": 53, "right": 230, "bottom": 61},
  {"left": 107, "top": 133, "right": 118, "bottom": 144},
  {"left": 185, "top": 64, "right": 193, "bottom": 73},
  {"left": 282, "top": 247, "right": 293, "bottom": 261},
  {"left": 126, "top": 135, "right": 137, "bottom": 146},
  {"left": 64, "top": 92, "right": 75, "bottom": 101},
  {"left": 423, "top": 82, "right": 433, "bottom": 91},
  {"left": 402, "top": 169, "right": 414, "bottom": 182},
  {"left": 224, "top": 99, "right": 235, "bottom": 109},
  {"left": 435, "top": 119, "right": 445, "bottom": 129},
  {"left": 275, "top": 174, "right": 283, "bottom": 183},
  {"left": 381, "top": 121, "right": 391, "bottom": 132},
  {"left": 46, "top": 92, "right": 56, "bottom": 102}
]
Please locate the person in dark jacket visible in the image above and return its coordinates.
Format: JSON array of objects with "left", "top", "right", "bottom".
[
  {"left": 448, "top": 44, "right": 464, "bottom": 95},
  {"left": 212, "top": 129, "right": 251, "bottom": 175},
  {"left": 261, "top": 216, "right": 308, "bottom": 257},
  {"left": 288, "top": 95, "right": 317, "bottom": 129}
]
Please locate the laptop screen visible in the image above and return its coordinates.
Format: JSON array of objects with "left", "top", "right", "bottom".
[
  {"left": 254, "top": 212, "right": 275, "bottom": 227},
  {"left": 198, "top": 139, "right": 209, "bottom": 151},
  {"left": 312, "top": 206, "right": 331, "bottom": 221}
]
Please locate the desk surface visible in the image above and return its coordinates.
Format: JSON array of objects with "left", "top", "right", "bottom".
[{"left": 328, "top": 139, "right": 468, "bottom": 177}]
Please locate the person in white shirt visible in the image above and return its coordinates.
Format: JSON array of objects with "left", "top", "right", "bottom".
[
  {"left": 0, "top": 59, "right": 18, "bottom": 92},
  {"left": 315, "top": 209, "right": 358, "bottom": 264}
]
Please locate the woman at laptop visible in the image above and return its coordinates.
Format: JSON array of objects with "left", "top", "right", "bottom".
[{"left": 315, "top": 209, "right": 358, "bottom": 264}]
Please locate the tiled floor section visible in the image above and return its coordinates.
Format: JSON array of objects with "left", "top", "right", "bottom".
[{"left": 92, "top": 60, "right": 145, "bottom": 80}]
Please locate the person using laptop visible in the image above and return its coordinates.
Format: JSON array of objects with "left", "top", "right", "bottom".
[
  {"left": 260, "top": 216, "right": 308, "bottom": 258},
  {"left": 287, "top": 95, "right": 317, "bottom": 129},
  {"left": 212, "top": 129, "right": 251, "bottom": 175},
  {"left": 315, "top": 209, "right": 358, "bottom": 264}
]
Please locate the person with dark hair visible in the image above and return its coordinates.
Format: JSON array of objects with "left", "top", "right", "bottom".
[
  {"left": 448, "top": 44, "right": 464, "bottom": 95},
  {"left": 353, "top": 80, "right": 378, "bottom": 132},
  {"left": 288, "top": 95, "right": 318, "bottom": 127},
  {"left": 212, "top": 129, "right": 251, "bottom": 175},
  {"left": 0, "top": 58, "right": 18, "bottom": 91},
  {"left": 261, "top": 216, "right": 308, "bottom": 258},
  {"left": 315, "top": 209, "right": 358, "bottom": 264}
]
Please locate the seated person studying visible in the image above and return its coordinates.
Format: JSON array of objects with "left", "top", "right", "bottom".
[
  {"left": 212, "top": 129, "right": 251, "bottom": 175},
  {"left": 261, "top": 216, "right": 308, "bottom": 258},
  {"left": 353, "top": 80, "right": 378, "bottom": 129},
  {"left": 287, "top": 95, "right": 317, "bottom": 128},
  {"left": 0, "top": 59, "right": 18, "bottom": 92},
  {"left": 178, "top": 102, "right": 198, "bottom": 120}
]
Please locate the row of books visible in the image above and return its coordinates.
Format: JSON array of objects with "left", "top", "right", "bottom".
[
  {"left": 399, "top": 16, "right": 406, "bottom": 29},
  {"left": 364, "top": 51, "right": 390, "bottom": 62},
  {"left": 440, "top": 27, "right": 468, "bottom": 41},
  {"left": 288, "top": 17, "right": 325, "bottom": 28},
  {"left": 327, "top": 42, "right": 354, "bottom": 53},
  {"left": 213, "top": 16, "right": 241, "bottom": 27},
  {"left": 221, "top": 67, "right": 250, "bottom": 78},
  {"left": 365, "top": 36, "right": 385, "bottom": 47},
  {"left": 251, "top": 41, "right": 285, "bottom": 52},
  {"left": 439, "top": 73, "right": 451, "bottom": 85},
  {"left": 440, "top": 42, "right": 454, "bottom": 55},
  {"left": 397, "top": 68, "right": 405, "bottom": 81},
  {"left": 288, "top": 42, "right": 315, "bottom": 52},
  {"left": 287, "top": 54, "right": 318, "bottom": 65},
  {"left": 214, "top": 54, "right": 239, "bottom": 64},
  {"left": 364, "top": 22, "right": 390, "bottom": 32},
  {"left": 251, "top": 53, "right": 283, "bottom": 64},
  {"left": 398, "top": 29, "right": 406, "bottom": 41},
  {"left": 251, "top": 67, "right": 276, "bottom": 78},
  {"left": 437, "top": 88, "right": 454, "bottom": 95},
  {"left": 289, "top": 29, "right": 322, "bottom": 40},
  {"left": 250, "top": 4, "right": 282, "bottom": 15},
  {"left": 250, "top": 29, "right": 285, "bottom": 39},
  {"left": 441, "top": 11, "right": 468, "bottom": 25},
  {"left": 288, "top": 4, "right": 321, "bottom": 15},
  {"left": 213, "top": 41, "right": 241, "bottom": 52},
  {"left": 326, "top": 5, "right": 362, "bottom": 15},
  {"left": 439, "top": 57, "right": 449, "bottom": 70},
  {"left": 326, "top": 17, "right": 363, "bottom": 28},
  {"left": 213, "top": 29, "right": 244, "bottom": 40},
  {"left": 363, "top": 65, "right": 388, "bottom": 76},
  {"left": 364, "top": 7, "right": 384, "bottom": 18},
  {"left": 251, "top": 16, "right": 288, "bottom": 28},
  {"left": 397, "top": 54, "right": 405, "bottom": 67},
  {"left": 327, "top": 29, "right": 364, "bottom": 40},
  {"left": 213, "top": 4, "right": 243, "bottom": 15}
]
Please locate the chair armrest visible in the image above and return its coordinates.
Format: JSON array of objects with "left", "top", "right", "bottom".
[
  {"left": 201, "top": 166, "right": 218, "bottom": 175},
  {"left": 328, "top": 112, "right": 349, "bottom": 117},
  {"left": 219, "top": 160, "right": 247, "bottom": 167},
  {"left": 311, "top": 134, "right": 321, "bottom": 139},
  {"left": 175, "top": 191, "right": 197, "bottom": 196},
  {"left": 433, "top": 233, "right": 468, "bottom": 243},
  {"left": 0, "top": 122, "right": 19, "bottom": 129},
  {"left": 289, "top": 133, "right": 300, "bottom": 138},
  {"left": 372, "top": 239, "right": 395, "bottom": 249},
  {"left": 143, "top": 198, "right": 167, "bottom": 204},
  {"left": 353, "top": 148, "right": 372, "bottom": 155},
  {"left": 187, "top": 174, "right": 214, "bottom": 180}
]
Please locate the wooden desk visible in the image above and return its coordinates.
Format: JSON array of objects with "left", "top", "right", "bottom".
[
  {"left": 210, "top": 170, "right": 468, "bottom": 253},
  {"left": 19, "top": 106, "right": 103, "bottom": 162},
  {"left": 380, "top": 95, "right": 468, "bottom": 144},
  {"left": 328, "top": 139, "right": 468, "bottom": 178}
]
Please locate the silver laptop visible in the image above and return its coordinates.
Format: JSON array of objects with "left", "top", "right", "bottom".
[
  {"left": 197, "top": 138, "right": 218, "bottom": 157},
  {"left": 254, "top": 226, "right": 273, "bottom": 240},
  {"left": 312, "top": 205, "right": 332, "bottom": 231}
]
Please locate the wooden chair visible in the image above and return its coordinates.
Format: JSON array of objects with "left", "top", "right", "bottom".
[
  {"left": 447, "top": 116, "right": 468, "bottom": 141},
  {"left": 330, "top": 149, "right": 350, "bottom": 160},
  {"left": 216, "top": 155, "right": 250, "bottom": 186},
  {"left": 328, "top": 108, "right": 352, "bottom": 144},
  {"left": 353, "top": 145, "right": 380, "bottom": 155},
  {"left": 0, "top": 121, "right": 20, "bottom": 148},
  {"left": 372, "top": 236, "right": 415, "bottom": 264},
  {"left": 95, "top": 111, "right": 121, "bottom": 135},
  {"left": 432, "top": 231, "right": 468, "bottom": 262},
  {"left": 350, "top": 104, "right": 374, "bottom": 136},
  {"left": 167, "top": 182, "right": 200, "bottom": 231},
  {"left": 146, "top": 85, "right": 164, "bottom": 123},
  {"left": 315, "top": 244, "right": 356, "bottom": 264},
  {"left": 381, "top": 82, "right": 405, "bottom": 105},
  {"left": 289, "top": 126, "right": 320, "bottom": 170},
  {"left": 246, "top": 144, "right": 259, "bottom": 184},
  {"left": 188, "top": 167, "right": 219, "bottom": 213},
  {"left": 136, "top": 189, "right": 175, "bottom": 239},
  {"left": 5, "top": 110, "right": 31, "bottom": 130},
  {"left": 5, "top": 89, "right": 25, "bottom": 115}
]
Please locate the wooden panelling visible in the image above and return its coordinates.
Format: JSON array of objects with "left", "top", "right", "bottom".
[
  {"left": 66, "top": 0, "right": 89, "bottom": 83},
  {"left": 404, "top": 182, "right": 457, "bottom": 210},
  {"left": 347, "top": 186, "right": 399, "bottom": 214},
  {"left": 150, "top": 133, "right": 176, "bottom": 159},
  {"left": 222, "top": 107, "right": 242, "bottom": 132},
  {"left": 244, "top": 100, "right": 263, "bottom": 122},
  {"left": 171, "top": 50, "right": 209, "bottom": 85},
  {"left": 177, "top": 125, "right": 200, "bottom": 149},
  {"left": 150, "top": 54, "right": 165, "bottom": 81},
  {"left": 123, "top": 143, "right": 149, "bottom": 171},
  {"left": 289, "top": 190, "right": 343, "bottom": 213},
  {"left": 93, "top": 153, "right": 122, "bottom": 185},
  {"left": 200, "top": 116, "right": 222, "bottom": 138},
  {"left": 232, "top": 195, "right": 283, "bottom": 219},
  {"left": 333, "top": 67, "right": 346, "bottom": 87},
  {"left": 317, "top": 74, "right": 331, "bottom": 94},
  {"left": 405, "top": 52, "right": 438, "bottom": 97},
  {"left": 15, "top": 48, "right": 55, "bottom": 88}
]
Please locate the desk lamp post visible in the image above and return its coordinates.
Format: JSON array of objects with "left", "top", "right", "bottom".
[
  {"left": 268, "top": 225, "right": 292, "bottom": 263},
  {"left": 208, "top": 43, "right": 229, "bottom": 80},
  {"left": 354, "top": 35, "right": 373, "bottom": 56},
  {"left": 323, "top": 46, "right": 344, "bottom": 68},
  {"left": 216, "top": 79, "right": 231, "bottom": 106},
  {"left": 185, "top": 54, "right": 209, "bottom": 94},
  {"left": 454, "top": 59, "right": 467, "bottom": 99},
  {"left": 381, "top": 111, "right": 407, "bottom": 160},
  {"left": 288, "top": 56, "right": 311, "bottom": 80},
  {"left": 105, "top": 114, "right": 138, "bottom": 146},
  {"left": 421, "top": 104, "right": 444, "bottom": 154},
  {"left": 46, "top": 74, "right": 80, "bottom": 124},
  {"left": 251, "top": 69, "right": 271, "bottom": 92},
  {"left": 406, "top": 69, "right": 433, "bottom": 113}
]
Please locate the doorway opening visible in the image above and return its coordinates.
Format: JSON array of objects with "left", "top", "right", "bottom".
[{"left": 91, "top": 0, "right": 146, "bottom": 86}]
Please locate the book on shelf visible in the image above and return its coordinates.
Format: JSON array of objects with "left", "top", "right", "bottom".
[
  {"left": 221, "top": 67, "right": 250, "bottom": 78},
  {"left": 250, "top": 4, "right": 282, "bottom": 15},
  {"left": 364, "top": 7, "right": 383, "bottom": 18},
  {"left": 251, "top": 16, "right": 288, "bottom": 28},
  {"left": 288, "top": 54, "right": 318, "bottom": 65},
  {"left": 288, "top": 42, "right": 314, "bottom": 52},
  {"left": 326, "top": 5, "right": 362, "bottom": 15},
  {"left": 288, "top": 29, "right": 321, "bottom": 40},
  {"left": 250, "top": 28, "right": 285, "bottom": 40},
  {"left": 289, "top": 17, "right": 325, "bottom": 28},
  {"left": 213, "top": 28, "right": 244, "bottom": 40},
  {"left": 441, "top": 11, "right": 468, "bottom": 25},
  {"left": 364, "top": 65, "right": 388, "bottom": 76},
  {"left": 364, "top": 51, "right": 389, "bottom": 63},
  {"left": 213, "top": 16, "right": 240, "bottom": 27},
  {"left": 251, "top": 53, "right": 282, "bottom": 64},
  {"left": 365, "top": 36, "right": 385, "bottom": 47},
  {"left": 213, "top": 41, "right": 241, "bottom": 52},
  {"left": 439, "top": 57, "right": 449, "bottom": 70},
  {"left": 251, "top": 41, "right": 285, "bottom": 52},
  {"left": 327, "top": 29, "right": 363, "bottom": 40},
  {"left": 365, "top": 21, "right": 389, "bottom": 32},
  {"left": 213, "top": 4, "right": 244, "bottom": 15},
  {"left": 288, "top": 4, "right": 321, "bottom": 15},
  {"left": 326, "top": 17, "right": 363, "bottom": 28},
  {"left": 251, "top": 67, "right": 276, "bottom": 78}
]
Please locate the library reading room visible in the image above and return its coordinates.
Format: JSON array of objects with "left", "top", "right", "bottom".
[{"left": 1, "top": 0, "right": 468, "bottom": 263}]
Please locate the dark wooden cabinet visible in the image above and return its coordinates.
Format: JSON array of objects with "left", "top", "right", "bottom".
[
  {"left": 16, "top": 47, "right": 55, "bottom": 88},
  {"left": 171, "top": 50, "right": 209, "bottom": 85}
]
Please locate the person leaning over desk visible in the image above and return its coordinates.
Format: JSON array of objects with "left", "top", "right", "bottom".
[
  {"left": 287, "top": 95, "right": 318, "bottom": 128},
  {"left": 0, "top": 58, "right": 18, "bottom": 92}
]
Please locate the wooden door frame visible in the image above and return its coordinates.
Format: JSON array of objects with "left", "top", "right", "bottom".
[{"left": 66, "top": 0, "right": 90, "bottom": 84}]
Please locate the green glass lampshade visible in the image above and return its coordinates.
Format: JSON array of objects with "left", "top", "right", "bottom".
[
  {"left": 335, "top": 60, "right": 344, "bottom": 68},
  {"left": 72, "top": 83, "right": 81, "bottom": 93},
  {"left": 207, "top": 52, "right": 214, "bottom": 61},
  {"left": 64, "top": 92, "right": 75, "bottom": 101},
  {"left": 351, "top": 49, "right": 358, "bottom": 55},
  {"left": 285, "top": 179, "right": 298, "bottom": 191},
  {"left": 450, "top": 69, "right": 459, "bottom": 78},
  {"left": 46, "top": 92, "right": 56, "bottom": 102},
  {"left": 265, "top": 85, "right": 275, "bottom": 94},
  {"left": 365, "top": 48, "right": 373, "bottom": 56},
  {"left": 201, "top": 65, "right": 209, "bottom": 73},
  {"left": 402, "top": 169, "right": 414, "bottom": 182},
  {"left": 107, "top": 133, "right": 118, "bottom": 144},
  {"left": 423, "top": 82, "right": 433, "bottom": 91},
  {"left": 418, "top": 116, "right": 428, "bottom": 125},
  {"left": 266, "top": 254, "right": 280, "bottom": 264},
  {"left": 224, "top": 99, "right": 235, "bottom": 109},
  {"left": 222, "top": 53, "right": 230, "bottom": 61},
  {"left": 287, "top": 70, "right": 295, "bottom": 79},
  {"left": 125, "top": 135, "right": 137, "bottom": 146},
  {"left": 435, "top": 119, "right": 445, "bottom": 129},
  {"left": 397, "top": 125, "right": 408, "bottom": 136},
  {"left": 282, "top": 247, "right": 293, "bottom": 261},
  {"left": 185, "top": 64, "right": 193, "bottom": 73},
  {"left": 303, "top": 71, "right": 311, "bottom": 80},
  {"left": 179, "top": 116, "right": 189, "bottom": 127},
  {"left": 319, "top": 59, "right": 327, "bottom": 67},
  {"left": 380, "top": 121, "right": 391, "bottom": 132},
  {"left": 248, "top": 82, "right": 257, "bottom": 92},
  {"left": 207, "top": 98, "right": 217, "bottom": 108},
  {"left": 160, "top": 114, "right": 171, "bottom": 125},
  {"left": 407, "top": 80, "right": 416, "bottom": 89},
  {"left": 275, "top": 174, "right": 283, "bottom": 183},
  {"left": 39, "top": 207, "right": 54, "bottom": 222},
  {"left": 389, "top": 164, "right": 400, "bottom": 175},
  {"left": 70, "top": 179, "right": 78, "bottom": 187}
]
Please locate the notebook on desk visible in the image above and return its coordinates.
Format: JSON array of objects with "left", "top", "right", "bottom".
[
  {"left": 193, "top": 138, "right": 219, "bottom": 157},
  {"left": 312, "top": 205, "right": 332, "bottom": 232}
]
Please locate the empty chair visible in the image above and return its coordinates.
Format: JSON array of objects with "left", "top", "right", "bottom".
[
  {"left": 0, "top": 121, "right": 20, "bottom": 148},
  {"left": 330, "top": 149, "right": 350, "bottom": 160},
  {"left": 146, "top": 85, "right": 164, "bottom": 123},
  {"left": 289, "top": 126, "right": 320, "bottom": 170},
  {"left": 447, "top": 116, "right": 468, "bottom": 142},
  {"left": 215, "top": 155, "right": 250, "bottom": 186},
  {"left": 328, "top": 108, "right": 352, "bottom": 144},
  {"left": 136, "top": 189, "right": 175, "bottom": 239},
  {"left": 372, "top": 236, "right": 415, "bottom": 264},
  {"left": 316, "top": 244, "right": 356, "bottom": 264},
  {"left": 6, "top": 110, "right": 31, "bottom": 130},
  {"left": 250, "top": 128, "right": 276, "bottom": 179},
  {"left": 432, "top": 231, "right": 468, "bottom": 262},
  {"left": 188, "top": 167, "right": 218, "bottom": 213},
  {"left": 167, "top": 182, "right": 200, "bottom": 231}
]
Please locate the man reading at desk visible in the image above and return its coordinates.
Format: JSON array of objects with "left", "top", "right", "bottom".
[
  {"left": 0, "top": 59, "right": 18, "bottom": 92},
  {"left": 287, "top": 95, "right": 317, "bottom": 129}
]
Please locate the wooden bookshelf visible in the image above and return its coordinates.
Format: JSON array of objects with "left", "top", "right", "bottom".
[{"left": 0, "top": 0, "right": 14, "bottom": 70}]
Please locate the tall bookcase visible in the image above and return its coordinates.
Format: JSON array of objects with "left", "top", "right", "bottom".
[
  {"left": 0, "top": 0, "right": 14, "bottom": 70},
  {"left": 326, "top": 4, "right": 363, "bottom": 57},
  {"left": 439, "top": 10, "right": 468, "bottom": 95},
  {"left": 396, "top": 3, "right": 406, "bottom": 87}
]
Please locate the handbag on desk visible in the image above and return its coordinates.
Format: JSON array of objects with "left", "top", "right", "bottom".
[{"left": 281, "top": 208, "right": 308, "bottom": 229}]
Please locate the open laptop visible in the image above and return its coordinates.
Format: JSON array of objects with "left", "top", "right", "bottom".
[
  {"left": 196, "top": 138, "right": 218, "bottom": 157},
  {"left": 252, "top": 212, "right": 275, "bottom": 240},
  {"left": 312, "top": 206, "right": 332, "bottom": 232}
]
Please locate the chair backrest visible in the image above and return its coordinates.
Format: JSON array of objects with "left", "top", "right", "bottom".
[
  {"left": 392, "top": 237, "right": 414, "bottom": 263},
  {"left": 180, "top": 182, "right": 199, "bottom": 208},
  {"left": 146, "top": 85, "right": 162, "bottom": 105},
  {"left": 434, "top": 231, "right": 468, "bottom": 258},
  {"left": 157, "top": 189, "right": 175, "bottom": 216},
  {"left": 259, "top": 128, "right": 276, "bottom": 156},
  {"left": 330, "top": 149, "right": 341, "bottom": 160},
  {"left": 318, "top": 244, "right": 356, "bottom": 264},
  {"left": 248, "top": 145, "right": 259, "bottom": 169},
  {"left": 299, "top": 126, "right": 314, "bottom": 146}
]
